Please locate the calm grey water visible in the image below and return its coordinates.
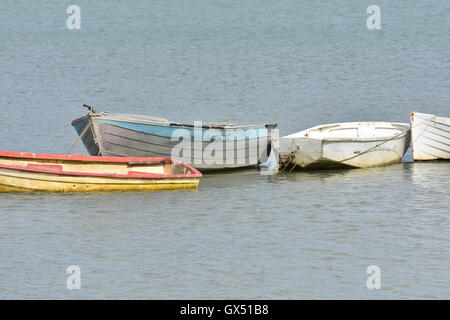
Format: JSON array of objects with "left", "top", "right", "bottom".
[{"left": 0, "top": 1, "right": 449, "bottom": 299}]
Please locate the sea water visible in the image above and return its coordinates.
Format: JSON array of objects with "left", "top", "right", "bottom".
[{"left": 0, "top": 0, "right": 449, "bottom": 299}]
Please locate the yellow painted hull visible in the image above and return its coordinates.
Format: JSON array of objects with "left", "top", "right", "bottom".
[
  {"left": 0, "top": 167, "right": 199, "bottom": 192},
  {"left": 0, "top": 150, "right": 202, "bottom": 192}
]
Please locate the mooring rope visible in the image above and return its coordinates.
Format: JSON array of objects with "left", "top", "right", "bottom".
[
  {"left": 336, "top": 129, "right": 410, "bottom": 163},
  {"left": 67, "top": 117, "right": 94, "bottom": 155},
  {"left": 411, "top": 114, "right": 437, "bottom": 145},
  {"left": 338, "top": 115, "right": 438, "bottom": 163}
]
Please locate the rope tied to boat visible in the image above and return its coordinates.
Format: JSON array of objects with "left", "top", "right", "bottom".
[
  {"left": 336, "top": 129, "right": 410, "bottom": 163},
  {"left": 411, "top": 114, "right": 437, "bottom": 144},
  {"left": 278, "top": 114, "right": 437, "bottom": 171},
  {"left": 337, "top": 115, "right": 437, "bottom": 163},
  {"left": 67, "top": 116, "right": 94, "bottom": 154},
  {"left": 278, "top": 146, "right": 301, "bottom": 173}
]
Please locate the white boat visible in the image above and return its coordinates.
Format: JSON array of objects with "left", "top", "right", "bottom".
[
  {"left": 410, "top": 112, "right": 450, "bottom": 161},
  {"left": 274, "top": 122, "right": 411, "bottom": 170}
]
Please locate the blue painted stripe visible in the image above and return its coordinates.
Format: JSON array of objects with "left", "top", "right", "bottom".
[
  {"left": 73, "top": 118, "right": 88, "bottom": 135},
  {"left": 99, "top": 119, "right": 268, "bottom": 141}
]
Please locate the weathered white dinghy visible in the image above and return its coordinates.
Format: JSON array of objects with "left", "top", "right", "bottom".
[
  {"left": 410, "top": 112, "right": 450, "bottom": 161},
  {"left": 275, "top": 122, "right": 411, "bottom": 170}
]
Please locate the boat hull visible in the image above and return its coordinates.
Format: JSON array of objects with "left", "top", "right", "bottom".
[
  {"left": 0, "top": 168, "right": 198, "bottom": 192},
  {"left": 411, "top": 112, "right": 450, "bottom": 161},
  {"left": 72, "top": 113, "right": 276, "bottom": 171},
  {"left": 275, "top": 122, "right": 411, "bottom": 169},
  {"left": 0, "top": 151, "right": 201, "bottom": 192}
]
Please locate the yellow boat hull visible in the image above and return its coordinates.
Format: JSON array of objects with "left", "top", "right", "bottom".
[{"left": 0, "top": 167, "right": 199, "bottom": 192}]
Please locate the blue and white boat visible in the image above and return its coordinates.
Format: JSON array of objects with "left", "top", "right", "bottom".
[{"left": 71, "top": 105, "right": 277, "bottom": 171}]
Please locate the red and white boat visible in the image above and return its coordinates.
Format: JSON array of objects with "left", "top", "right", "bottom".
[{"left": 0, "top": 150, "right": 202, "bottom": 192}]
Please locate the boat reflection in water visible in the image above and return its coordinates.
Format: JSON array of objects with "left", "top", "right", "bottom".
[{"left": 410, "top": 161, "right": 450, "bottom": 191}]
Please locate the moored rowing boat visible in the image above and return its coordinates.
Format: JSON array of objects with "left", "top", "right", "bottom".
[
  {"left": 274, "top": 122, "right": 411, "bottom": 170},
  {"left": 410, "top": 112, "right": 450, "bottom": 161},
  {"left": 71, "top": 106, "right": 277, "bottom": 171},
  {"left": 0, "top": 151, "right": 202, "bottom": 192}
]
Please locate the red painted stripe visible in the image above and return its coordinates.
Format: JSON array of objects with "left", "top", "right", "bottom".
[
  {"left": 0, "top": 150, "right": 169, "bottom": 163},
  {"left": 26, "top": 164, "right": 63, "bottom": 172}
]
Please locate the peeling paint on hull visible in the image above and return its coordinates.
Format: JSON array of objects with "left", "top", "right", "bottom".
[
  {"left": 275, "top": 122, "right": 411, "bottom": 170},
  {"left": 71, "top": 112, "right": 277, "bottom": 170},
  {"left": 0, "top": 169, "right": 199, "bottom": 192},
  {"left": 0, "top": 151, "right": 201, "bottom": 192}
]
